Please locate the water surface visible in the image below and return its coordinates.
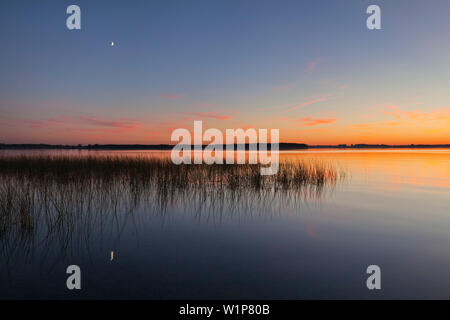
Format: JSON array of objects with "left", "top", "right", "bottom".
[{"left": 1, "top": 149, "right": 449, "bottom": 299}]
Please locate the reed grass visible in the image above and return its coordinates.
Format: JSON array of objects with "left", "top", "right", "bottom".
[
  {"left": 0, "top": 155, "right": 344, "bottom": 262},
  {"left": 0, "top": 155, "right": 340, "bottom": 188}
]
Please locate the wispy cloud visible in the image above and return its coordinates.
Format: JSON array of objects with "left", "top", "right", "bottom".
[
  {"left": 284, "top": 95, "right": 333, "bottom": 113},
  {"left": 350, "top": 121, "right": 402, "bottom": 129},
  {"left": 0, "top": 115, "right": 144, "bottom": 133},
  {"left": 306, "top": 58, "right": 323, "bottom": 73},
  {"left": 0, "top": 115, "right": 71, "bottom": 129},
  {"left": 294, "top": 117, "right": 337, "bottom": 126},
  {"left": 381, "top": 105, "right": 450, "bottom": 122},
  {"left": 161, "top": 93, "right": 184, "bottom": 100},
  {"left": 79, "top": 116, "right": 142, "bottom": 129}
]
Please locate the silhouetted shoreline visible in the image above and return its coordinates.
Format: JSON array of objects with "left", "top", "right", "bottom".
[
  {"left": 0, "top": 143, "right": 306, "bottom": 150},
  {"left": 0, "top": 143, "right": 449, "bottom": 150},
  {"left": 309, "top": 144, "right": 450, "bottom": 149}
]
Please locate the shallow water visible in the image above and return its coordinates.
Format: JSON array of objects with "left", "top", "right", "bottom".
[{"left": 0, "top": 149, "right": 449, "bottom": 299}]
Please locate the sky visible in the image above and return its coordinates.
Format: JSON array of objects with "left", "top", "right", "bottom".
[{"left": 1, "top": 0, "right": 450, "bottom": 145}]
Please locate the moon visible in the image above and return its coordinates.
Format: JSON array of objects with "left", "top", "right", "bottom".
[{"left": 110, "top": 41, "right": 115, "bottom": 47}]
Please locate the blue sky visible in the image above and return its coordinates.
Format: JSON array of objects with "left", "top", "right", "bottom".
[{"left": 1, "top": 0, "right": 450, "bottom": 144}]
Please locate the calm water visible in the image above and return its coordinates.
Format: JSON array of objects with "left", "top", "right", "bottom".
[{"left": 1, "top": 149, "right": 450, "bottom": 299}]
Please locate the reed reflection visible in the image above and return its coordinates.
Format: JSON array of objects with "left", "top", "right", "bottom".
[{"left": 0, "top": 155, "right": 344, "bottom": 273}]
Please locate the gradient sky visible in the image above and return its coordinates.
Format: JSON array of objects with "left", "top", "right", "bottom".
[{"left": 1, "top": 0, "right": 450, "bottom": 145}]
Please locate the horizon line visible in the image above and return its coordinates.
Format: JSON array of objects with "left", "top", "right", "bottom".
[{"left": 1, "top": 142, "right": 450, "bottom": 150}]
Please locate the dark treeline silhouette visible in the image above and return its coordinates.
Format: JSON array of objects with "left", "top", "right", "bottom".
[
  {"left": 0, "top": 142, "right": 450, "bottom": 150},
  {"left": 0, "top": 143, "right": 308, "bottom": 150},
  {"left": 309, "top": 144, "right": 450, "bottom": 149},
  {"left": 1, "top": 143, "right": 449, "bottom": 150}
]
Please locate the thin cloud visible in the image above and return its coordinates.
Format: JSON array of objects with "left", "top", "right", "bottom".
[
  {"left": 284, "top": 95, "right": 333, "bottom": 113},
  {"left": 161, "top": 93, "right": 184, "bottom": 100},
  {"left": 294, "top": 117, "right": 337, "bottom": 126},
  {"left": 381, "top": 105, "right": 450, "bottom": 122},
  {"left": 79, "top": 116, "right": 142, "bottom": 129},
  {"left": 1, "top": 115, "right": 144, "bottom": 132},
  {"left": 0, "top": 115, "right": 71, "bottom": 129},
  {"left": 350, "top": 121, "right": 402, "bottom": 129},
  {"left": 306, "top": 58, "right": 323, "bottom": 73}
]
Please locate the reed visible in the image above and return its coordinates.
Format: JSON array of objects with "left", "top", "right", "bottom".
[
  {"left": 0, "top": 155, "right": 341, "bottom": 189},
  {"left": 0, "top": 155, "right": 344, "bottom": 261}
]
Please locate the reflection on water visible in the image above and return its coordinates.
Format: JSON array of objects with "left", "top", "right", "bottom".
[
  {"left": 0, "top": 153, "right": 342, "bottom": 294},
  {"left": 0, "top": 149, "right": 450, "bottom": 299}
]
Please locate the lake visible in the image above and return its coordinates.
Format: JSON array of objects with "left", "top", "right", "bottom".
[{"left": 0, "top": 149, "right": 449, "bottom": 299}]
